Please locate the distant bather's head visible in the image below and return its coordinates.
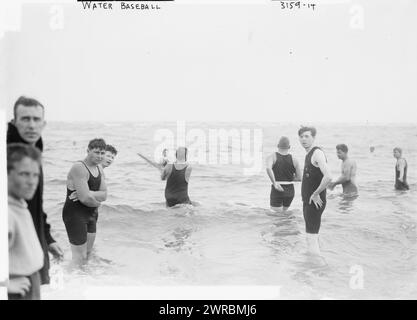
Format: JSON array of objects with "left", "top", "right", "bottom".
[
  {"left": 175, "top": 147, "right": 188, "bottom": 161},
  {"left": 336, "top": 144, "right": 348, "bottom": 160},
  {"left": 393, "top": 147, "right": 402, "bottom": 159},
  {"left": 102, "top": 144, "right": 118, "bottom": 168},
  {"left": 277, "top": 136, "right": 290, "bottom": 150}
]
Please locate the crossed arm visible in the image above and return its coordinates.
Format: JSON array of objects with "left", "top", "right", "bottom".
[{"left": 69, "top": 163, "right": 106, "bottom": 207}]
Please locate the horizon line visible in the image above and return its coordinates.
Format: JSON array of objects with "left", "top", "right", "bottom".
[{"left": 40, "top": 120, "right": 417, "bottom": 125}]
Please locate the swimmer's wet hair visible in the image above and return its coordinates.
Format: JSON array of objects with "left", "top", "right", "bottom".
[
  {"left": 13, "top": 96, "right": 45, "bottom": 119},
  {"left": 88, "top": 138, "right": 106, "bottom": 150},
  {"left": 393, "top": 147, "right": 402, "bottom": 154},
  {"left": 105, "top": 144, "right": 118, "bottom": 155},
  {"left": 298, "top": 126, "right": 317, "bottom": 137},
  {"left": 278, "top": 136, "right": 290, "bottom": 149},
  {"left": 7, "top": 143, "right": 41, "bottom": 173},
  {"left": 336, "top": 144, "right": 348, "bottom": 153},
  {"left": 176, "top": 147, "right": 188, "bottom": 161}
]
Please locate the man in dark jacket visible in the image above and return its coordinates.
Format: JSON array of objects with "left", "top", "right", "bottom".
[{"left": 7, "top": 96, "right": 63, "bottom": 285}]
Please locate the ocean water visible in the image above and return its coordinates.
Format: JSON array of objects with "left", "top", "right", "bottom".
[{"left": 40, "top": 122, "right": 417, "bottom": 299}]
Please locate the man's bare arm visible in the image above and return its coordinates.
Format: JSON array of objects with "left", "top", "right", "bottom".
[
  {"left": 293, "top": 157, "right": 302, "bottom": 181},
  {"left": 332, "top": 162, "right": 352, "bottom": 186},
  {"left": 265, "top": 154, "right": 276, "bottom": 185},
  {"left": 312, "top": 150, "right": 332, "bottom": 195},
  {"left": 89, "top": 191, "right": 107, "bottom": 202},
  {"left": 398, "top": 159, "right": 406, "bottom": 182},
  {"left": 70, "top": 167, "right": 107, "bottom": 202},
  {"left": 185, "top": 165, "right": 192, "bottom": 183},
  {"left": 161, "top": 164, "right": 172, "bottom": 181},
  {"left": 70, "top": 163, "right": 101, "bottom": 207}
]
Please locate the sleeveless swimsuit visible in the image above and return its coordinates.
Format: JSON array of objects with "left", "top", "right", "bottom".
[
  {"left": 395, "top": 159, "right": 409, "bottom": 190},
  {"left": 270, "top": 153, "right": 296, "bottom": 208},
  {"left": 301, "top": 147, "right": 327, "bottom": 234},
  {"left": 165, "top": 164, "right": 191, "bottom": 207},
  {"left": 62, "top": 161, "right": 101, "bottom": 245}
]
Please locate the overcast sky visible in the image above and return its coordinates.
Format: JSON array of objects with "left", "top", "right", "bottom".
[{"left": 0, "top": 0, "right": 416, "bottom": 123}]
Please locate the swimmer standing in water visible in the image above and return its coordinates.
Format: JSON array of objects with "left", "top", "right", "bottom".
[
  {"left": 161, "top": 147, "right": 192, "bottom": 207},
  {"left": 299, "top": 126, "right": 332, "bottom": 256},
  {"left": 266, "top": 136, "right": 302, "bottom": 212},
  {"left": 68, "top": 144, "right": 118, "bottom": 260},
  {"left": 393, "top": 147, "right": 409, "bottom": 191},
  {"left": 62, "top": 138, "right": 107, "bottom": 266},
  {"left": 328, "top": 144, "right": 358, "bottom": 196}
]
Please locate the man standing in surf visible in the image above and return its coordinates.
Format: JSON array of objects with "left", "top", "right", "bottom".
[
  {"left": 62, "top": 138, "right": 107, "bottom": 265},
  {"left": 298, "top": 126, "right": 332, "bottom": 255},
  {"left": 328, "top": 144, "right": 358, "bottom": 196},
  {"left": 161, "top": 147, "right": 192, "bottom": 207},
  {"left": 68, "top": 144, "right": 117, "bottom": 259},
  {"left": 266, "top": 136, "right": 302, "bottom": 212},
  {"left": 393, "top": 147, "right": 409, "bottom": 191}
]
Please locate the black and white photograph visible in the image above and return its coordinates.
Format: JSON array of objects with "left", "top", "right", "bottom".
[{"left": 0, "top": 0, "right": 416, "bottom": 303}]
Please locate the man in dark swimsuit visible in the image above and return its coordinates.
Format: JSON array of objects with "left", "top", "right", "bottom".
[
  {"left": 393, "top": 147, "right": 409, "bottom": 191},
  {"left": 62, "top": 138, "right": 107, "bottom": 265},
  {"left": 298, "top": 126, "right": 332, "bottom": 255},
  {"left": 161, "top": 147, "right": 192, "bottom": 207},
  {"left": 68, "top": 144, "right": 117, "bottom": 258},
  {"left": 266, "top": 136, "right": 302, "bottom": 212}
]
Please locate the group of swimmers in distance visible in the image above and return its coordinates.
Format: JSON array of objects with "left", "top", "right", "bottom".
[{"left": 5, "top": 95, "right": 411, "bottom": 299}]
